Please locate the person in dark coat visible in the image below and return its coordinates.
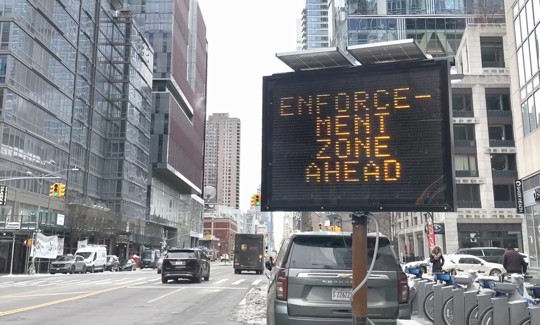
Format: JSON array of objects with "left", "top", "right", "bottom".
[
  {"left": 430, "top": 245, "right": 445, "bottom": 273},
  {"left": 503, "top": 245, "right": 528, "bottom": 274}
]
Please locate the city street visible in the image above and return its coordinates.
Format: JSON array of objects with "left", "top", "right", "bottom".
[{"left": 0, "top": 261, "right": 267, "bottom": 325}]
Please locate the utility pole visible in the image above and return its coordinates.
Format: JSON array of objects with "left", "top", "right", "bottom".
[{"left": 351, "top": 212, "right": 368, "bottom": 325}]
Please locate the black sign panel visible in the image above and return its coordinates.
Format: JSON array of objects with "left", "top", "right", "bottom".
[
  {"left": 0, "top": 185, "right": 7, "bottom": 206},
  {"left": 262, "top": 60, "right": 455, "bottom": 212},
  {"left": 433, "top": 223, "right": 445, "bottom": 234},
  {"left": 515, "top": 180, "right": 524, "bottom": 213}
]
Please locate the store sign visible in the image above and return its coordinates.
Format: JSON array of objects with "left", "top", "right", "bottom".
[
  {"left": 262, "top": 60, "right": 455, "bottom": 212},
  {"left": 433, "top": 223, "right": 445, "bottom": 234},
  {"left": 534, "top": 188, "right": 540, "bottom": 202},
  {"left": 515, "top": 180, "right": 525, "bottom": 214}
]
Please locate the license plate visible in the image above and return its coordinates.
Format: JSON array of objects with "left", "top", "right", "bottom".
[
  {"left": 173, "top": 261, "right": 185, "bottom": 265},
  {"left": 56, "top": 268, "right": 60, "bottom": 270},
  {"left": 331, "top": 288, "right": 352, "bottom": 301}
]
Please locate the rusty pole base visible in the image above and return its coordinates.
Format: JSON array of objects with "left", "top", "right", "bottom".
[{"left": 352, "top": 316, "right": 367, "bottom": 325}]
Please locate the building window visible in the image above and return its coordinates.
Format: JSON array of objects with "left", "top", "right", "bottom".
[
  {"left": 455, "top": 155, "right": 478, "bottom": 177},
  {"left": 488, "top": 125, "right": 514, "bottom": 141},
  {"left": 486, "top": 93, "right": 511, "bottom": 111},
  {"left": 452, "top": 93, "right": 472, "bottom": 111},
  {"left": 456, "top": 184, "right": 481, "bottom": 208},
  {"left": 454, "top": 124, "right": 475, "bottom": 140},
  {"left": 481, "top": 37, "right": 504, "bottom": 68},
  {"left": 493, "top": 184, "right": 516, "bottom": 208},
  {"left": 490, "top": 154, "right": 516, "bottom": 171}
]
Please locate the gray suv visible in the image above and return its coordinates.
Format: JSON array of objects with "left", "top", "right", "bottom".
[{"left": 266, "top": 232, "right": 410, "bottom": 325}]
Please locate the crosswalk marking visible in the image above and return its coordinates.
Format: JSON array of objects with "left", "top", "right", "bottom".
[{"left": 0, "top": 277, "right": 266, "bottom": 289}]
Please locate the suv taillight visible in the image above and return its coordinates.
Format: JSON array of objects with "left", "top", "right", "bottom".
[
  {"left": 276, "top": 269, "right": 288, "bottom": 301},
  {"left": 398, "top": 272, "right": 409, "bottom": 304}
]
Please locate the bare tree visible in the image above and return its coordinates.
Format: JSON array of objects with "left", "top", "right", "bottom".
[
  {"left": 368, "top": 212, "right": 402, "bottom": 247},
  {"left": 474, "top": 0, "right": 504, "bottom": 23}
]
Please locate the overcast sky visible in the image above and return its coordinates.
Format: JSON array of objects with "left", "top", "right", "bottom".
[{"left": 198, "top": 0, "right": 305, "bottom": 211}]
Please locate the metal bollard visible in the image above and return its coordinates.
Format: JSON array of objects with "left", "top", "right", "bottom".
[
  {"left": 463, "top": 291, "right": 478, "bottom": 323},
  {"left": 508, "top": 300, "right": 528, "bottom": 325},
  {"left": 433, "top": 284, "right": 444, "bottom": 325},
  {"left": 451, "top": 288, "right": 465, "bottom": 325},
  {"left": 491, "top": 297, "right": 509, "bottom": 325},
  {"left": 529, "top": 306, "right": 540, "bottom": 324}
]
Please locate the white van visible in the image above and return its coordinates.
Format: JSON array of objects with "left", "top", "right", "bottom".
[{"left": 75, "top": 245, "right": 107, "bottom": 273}]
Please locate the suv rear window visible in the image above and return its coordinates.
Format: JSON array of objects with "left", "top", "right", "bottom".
[
  {"left": 167, "top": 251, "right": 196, "bottom": 259},
  {"left": 286, "top": 235, "right": 401, "bottom": 271}
]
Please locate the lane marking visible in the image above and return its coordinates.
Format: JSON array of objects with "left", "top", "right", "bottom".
[
  {"left": 147, "top": 288, "right": 185, "bottom": 303},
  {"left": 232, "top": 279, "right": 245, "bottom": 285},
  {"left": 0, "top": 291, "right": 91, "bottom": 298},
  {"left": 128, "top": 286, "right": 248, "bottom": 290},
  {"left": 0, "top": 284, "right": 132, "bottom": 317},
  {"left": 251, "top": 279, "right": 262, "bottom": 286},
  {"left": 213, "top": 279, "right": 227, "bottom": 285},
  {"left": 238, "top": 288, "right": 255, "bottom": 306}
]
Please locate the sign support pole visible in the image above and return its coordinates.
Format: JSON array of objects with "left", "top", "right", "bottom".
[{"left": 351, "top": 212, "right": 368, "bottom": 325}]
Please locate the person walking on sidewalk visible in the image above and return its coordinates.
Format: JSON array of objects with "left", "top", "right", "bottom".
[{"left": 430, "top": 245, "right": 444, "bottom": 274}]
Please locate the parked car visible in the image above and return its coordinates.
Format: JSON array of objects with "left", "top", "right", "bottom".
[
  {"left": 50, "top": 255, "right": 86, "bottom": 274},
  {"left": 105, "top": 255, "right": 119, "bottom": 272},
  {"left": 443, "top": 254, "right": 505, "bottom": 276},
  {"left": 450, "top": 247, "right": 529, "bottom": 265},
  {"left": 75, "top": 245, "right": 107, "bottom": 273},
  {"left": 266, "top": 231, "right": 410, "bottom": 325},
  {"left": 161, "top": 248, "right": 210, "bottom": 283},
  {"left": 118, "top": 258, "right": 136, "bottom": 271}
]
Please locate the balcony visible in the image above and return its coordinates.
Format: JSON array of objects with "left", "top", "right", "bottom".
[
  {"left": 453, "top": 110, "right": 474, "bottom": 118},
  {"left": 457, "top": 201, "right": 482, "bottom": 209},
  {"left": 491, "top": 169, "right": 518, "bottom": 177},
  {"left": 454, "top": 140, "right": 476, "bottom": 147},
  {"left": 494, "top": 201, "right": 516, "bottom": 208},
  {"left": 456, "top": 170, "right": 478, "bottom": 177},
  {"left": 489, "top": 139, "right": 515, "bottom": 147}
]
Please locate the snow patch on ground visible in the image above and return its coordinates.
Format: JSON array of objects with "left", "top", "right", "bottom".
[{"left": 235, "top": 283, "right": 268, "bottom": 324}]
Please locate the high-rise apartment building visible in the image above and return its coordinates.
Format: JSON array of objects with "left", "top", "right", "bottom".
[
  {"left": 0, "top": 0, "right": 154, "bottom": 273},
  {"left": 127, "top": 0, "right": 208, "bottom": 249},
  {"left": 504, "top": 0, "right": 540, "bottom": 272},
  {"left": 204, "top": 113, "right": 241, "bottom": 209},
  {"left": 300, "top": 0, "right": 330, "bottom": 49}
]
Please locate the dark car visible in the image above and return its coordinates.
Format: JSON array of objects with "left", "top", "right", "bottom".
[
  {"left": 161, "top": 248, "right": 210, "bottom": 283},
  {"left": 266, "top": 232, "right": 410, "bottom": 325},
  {"left": 141, "top": 249, "right": 160, "bottom": 269},
  {"left": 118, "top": 258, "right": 136, "bottom": 271},
  {"left": 50, "top": 255, "right": 86, "bottom": 274},
  {"left": 105, "top": 255, "right": 120, "bottom": 272}
]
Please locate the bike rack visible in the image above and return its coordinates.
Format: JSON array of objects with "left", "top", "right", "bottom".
[
  {"left": 433, "top": 283, "right": 445, "bottom": 325},
  {"left": 477, "top": 293, "right": 493, "bottom": 321},
  {"left": 417, "top": 281, "right": 432, "bottom": 319},
  {"left": 508, "top": 300, "right": 528, "bottom": 324},
  {"left": 464, "top": 290, "right": 478, "bottom": 324},
  {"left": 529, "top": 306, "right": 540, "bottom": 323},
  {"left": 491, "top": 297, "right": 509, "bottom": 325},
  {"left": 411, "top": 279, "right": 428, "bottom": 315},
  {"left": 451, "top": 288, "right": 466, "bottom": 325}
]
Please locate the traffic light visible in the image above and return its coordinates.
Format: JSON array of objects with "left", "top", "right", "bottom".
[
  {"left": 319, "top": 223, "right": 323, "bottom": 232},
  {"left": 50, "top": 183, "right": 59, "bottom": 197},
  {"left": 250, "top": 194, "right": 257, "bottom": 206},
  {"left": 58, "top": 183, "right": 66, "bottom": 198},
  {"left": 255, "top": 194, "right": 261, "bottom": 207}
]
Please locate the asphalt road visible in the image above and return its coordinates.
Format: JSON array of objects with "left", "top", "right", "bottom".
[{"left": 0, "top": 261, "right": 267, "bottom": 325}]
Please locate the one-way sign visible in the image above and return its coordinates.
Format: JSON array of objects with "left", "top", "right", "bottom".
[{"left": 0, "top": 185, "right": 7, "bottom": 205}]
